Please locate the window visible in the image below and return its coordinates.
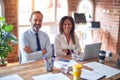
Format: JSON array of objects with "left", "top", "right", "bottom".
[
  {"left": 18, "top": 0, "right": 68, "bottom": 25},
  {"left": 18, "top": 0, "right": 68, "bottom": 44},
  {"left": 77, "top": 0, "right": 93, "bottom": 22},
  {"left": 75, "top": 0, "right": 94, "bottom": 49},
  {"left": 18, "top": 0, "right": 31, "bottom": 25},
  {"left": 0, "top": 0, "right": 4, "bottom": 16}
]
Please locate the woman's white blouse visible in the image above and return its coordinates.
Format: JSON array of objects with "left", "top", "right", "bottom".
[{"left": 54, "top": 34, "right": 81, "bottom": 57}]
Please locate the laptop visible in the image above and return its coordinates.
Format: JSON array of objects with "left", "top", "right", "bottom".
[{"left": 79, "top": 43, "right": 102, "bottom": 61}]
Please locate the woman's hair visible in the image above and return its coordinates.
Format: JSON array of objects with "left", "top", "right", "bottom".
[{"left": 59, "top": 16, "right": 76, "bottom": 44}]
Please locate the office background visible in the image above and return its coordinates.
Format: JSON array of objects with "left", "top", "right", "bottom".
[{"left": 0, "top": 0, "right": 120, "bottom": 62}]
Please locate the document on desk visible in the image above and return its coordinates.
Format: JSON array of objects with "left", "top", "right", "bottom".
[
  {"left": 81, "top": 69, "right": 106, "bottom": 80},
  {"left": 83, "top": 61, "right": 120, "bottom": 78},
  {"left": 54, "top": 60, "right": 78, "bottom": 68},
  {"left": 32, "top": 73, "right": 70, "bottom": 80},
  {"left": 69, "top": 68, "right": 105, "bottom": 80},
  {"left": 0, "top": 74, "right": 24, "bottom": 80}
]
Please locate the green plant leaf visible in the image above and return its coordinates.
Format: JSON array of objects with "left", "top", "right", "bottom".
[
  {"left": 5, "top": 25, "right": 14, "bottom": 32},
  {"left": 10, "top": 34, "right": 18, "bottom": 44},
  {"left": 0, "top": 16, "right": 5, "bottom": 21},
  {"left": 0, "top": 16, "right": 5, "bottom": 29}
]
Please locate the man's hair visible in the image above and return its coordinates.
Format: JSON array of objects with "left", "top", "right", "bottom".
[{"left": 30, "top": 11, "right": 43, "bottom": 19}]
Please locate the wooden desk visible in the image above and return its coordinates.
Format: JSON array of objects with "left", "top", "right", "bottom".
[{"left": 0, "top": 55, "right": 120, "bottom": 80}]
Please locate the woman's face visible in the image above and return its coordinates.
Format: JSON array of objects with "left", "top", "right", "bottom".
[{"left": 63, "top": 19, "right": 72, "bottom": 35}]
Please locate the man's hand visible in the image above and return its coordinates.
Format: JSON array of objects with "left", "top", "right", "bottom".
[
  {"left": 42, "top": 49, "right": 47, "bottom": 55},
  {"left": 24, "top": 46, "right": 32, "bottom": 53}
]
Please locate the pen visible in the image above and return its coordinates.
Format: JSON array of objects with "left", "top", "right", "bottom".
[{"left": 98, "top": 75, "right": 106, "bottom": 80}]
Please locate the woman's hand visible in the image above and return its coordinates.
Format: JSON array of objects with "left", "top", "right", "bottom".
[
  {"left": 62, "top": 49, "right": 68, "bottom": 53},
  {"left": 62, "top": 49, "right": 74, "bottom": 55}
]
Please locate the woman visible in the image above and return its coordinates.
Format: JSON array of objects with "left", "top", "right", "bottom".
[{"left": 54, "top": 16, "right": 81, "bottom": 57}]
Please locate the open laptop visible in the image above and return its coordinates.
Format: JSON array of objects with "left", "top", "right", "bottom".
[{"left": 79, "top": 43, "right": 102, "bottom": 61}]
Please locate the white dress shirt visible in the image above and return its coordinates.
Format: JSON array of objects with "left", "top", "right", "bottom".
[
  {"left": 54, "top": 34, "right": 81, "bottom": 57},
  {"left": 20, "top": 28, "right": 52, "bottom": 64}
]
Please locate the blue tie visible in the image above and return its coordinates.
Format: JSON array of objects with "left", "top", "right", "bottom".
[{"left": 35, "top": 33, "right": 41, "bottom": 51}]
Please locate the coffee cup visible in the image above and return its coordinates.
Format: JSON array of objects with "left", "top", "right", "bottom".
[
  {"left": 99, "top": 50, "right": 106, "bottom": 63},
  {"left": 73, "top": 64, "right": 82, "bottom": 80}
]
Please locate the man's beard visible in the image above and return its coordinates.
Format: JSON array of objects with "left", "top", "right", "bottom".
[{"left": 33, "top": 24, "right": 41, "bottom": 32}]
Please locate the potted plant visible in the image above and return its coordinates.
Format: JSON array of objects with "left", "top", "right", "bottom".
[{"left": 0, "top": 16, "right": 18, "bottom": 66}]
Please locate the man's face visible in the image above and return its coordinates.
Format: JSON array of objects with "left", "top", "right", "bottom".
[{"left": 30, "top": 13, "right": 43, "bottom": 32}]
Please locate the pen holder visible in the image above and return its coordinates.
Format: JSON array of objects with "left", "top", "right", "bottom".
[{"left": 44, "top": 58, "right": 54, "bottom": 72}]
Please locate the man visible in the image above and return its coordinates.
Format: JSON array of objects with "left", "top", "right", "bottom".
[{"left": 20, "top": 11, "right": 52, "bottom": 64}]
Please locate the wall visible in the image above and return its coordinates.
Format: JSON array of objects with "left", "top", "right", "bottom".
[
  {"left": 68, "top": 0, "right": 120, "bottom": 56},
  {"left": 118, "top": 16, "right": 120, "bottom": 52},
  {"left": 94, "top": 0, "right": 120, "bottom": 55},
  {"left": 3, "top": 0, "right": 18, "bottom": 62}
]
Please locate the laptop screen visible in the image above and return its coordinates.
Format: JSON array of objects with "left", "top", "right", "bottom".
[{"left": 82, "top": 43, "right": 102, "bottom": 60}]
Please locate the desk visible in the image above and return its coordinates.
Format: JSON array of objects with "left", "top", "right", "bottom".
[{"left": 0, "top": 55, "right": 120, "bottom": 80}]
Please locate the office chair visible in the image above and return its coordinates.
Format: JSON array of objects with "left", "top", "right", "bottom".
[{"left": 19, "top": 51, "right": 22, "bottom": 64}]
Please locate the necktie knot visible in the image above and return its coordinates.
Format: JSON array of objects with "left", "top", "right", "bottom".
[{"left": 35, "top": 32, "right": 38, "bottom": 36}]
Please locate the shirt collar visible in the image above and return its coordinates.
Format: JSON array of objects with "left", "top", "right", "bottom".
[
  {"left": 30, "top": 28, "right": 39, "bottom": 34},
  {"left": 61, "top": 33, "right": 71, "bottom": 38}
]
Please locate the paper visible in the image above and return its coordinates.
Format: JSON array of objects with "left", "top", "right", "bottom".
[
  {"left": 54, "top": 60, "right": 78, "bottom": 68},
  {"left": 32, "top": 73, "right": 70, "bottom": 80},
  {"left": 0, "top": 74, "right": 24, "bottom": 80},
  {"left": 83, "top": 61, "right": 120, "bottom": 78},
  {"left": 32, "top": 73, "right": 53, "bottom": 80},
  {"left": 81, "top": 69, "right": 106, "bottom": 80},
  {"left": 69, "top": 68, "right": 105, "bottom": 80}
]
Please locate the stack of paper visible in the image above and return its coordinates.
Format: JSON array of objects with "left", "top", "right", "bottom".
[
  {"left": 0, "top": 74, "right": 23, "bottom": 80},
  {"left": 83, "top": 61, "right": 120, "bottom": 78},
  {"left": 32, "top": 73, "right": 70, "bottom": 80}
]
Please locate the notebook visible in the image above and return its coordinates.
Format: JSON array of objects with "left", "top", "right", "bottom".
[{"left": 79, "top": 43, "right": 101, "bottom": 61}]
